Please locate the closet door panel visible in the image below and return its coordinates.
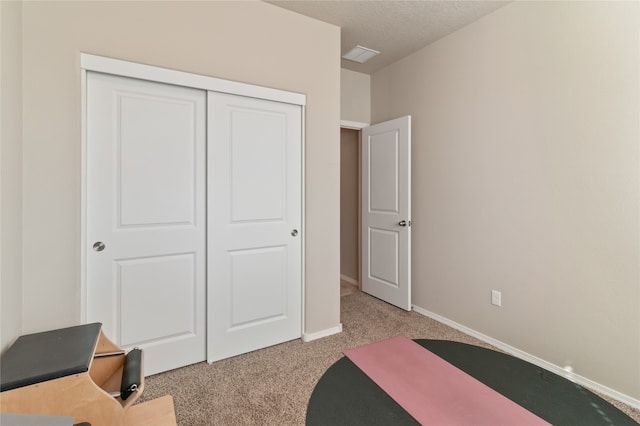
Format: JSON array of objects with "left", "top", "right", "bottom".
[
  {"left": 208, "top": 92, "right": 302, "bottom": 362},
  {"left": 86, "top": 72, "right": 206, "bottom": 375}
]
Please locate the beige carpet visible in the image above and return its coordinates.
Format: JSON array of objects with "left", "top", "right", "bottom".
[{"left": 140, "top": 292, "right": 640, "bottom": 425}]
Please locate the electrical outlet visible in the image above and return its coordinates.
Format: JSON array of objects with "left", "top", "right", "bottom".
[{"left": 491, "top": 290, "right": 502, "bottom": 307}]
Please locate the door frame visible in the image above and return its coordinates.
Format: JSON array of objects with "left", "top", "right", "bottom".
[
  {"left": 80, "top": 54, "right": 307, "bottom": 356},
  {"left": 340, "top": 120, "right": 368, "bottom": 290}
]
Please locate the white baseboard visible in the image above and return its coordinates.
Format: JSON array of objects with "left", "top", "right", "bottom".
[
  {"left": 340, "top": 274, "right": 359, "bottom": 287},
  {"left": 412, "top": 304, "right": 640, "bottom": 410},
  {"left": 302, "top": 323, "right": 343, "bottom": 342}
]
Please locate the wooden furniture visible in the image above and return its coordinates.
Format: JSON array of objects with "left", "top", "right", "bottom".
[{"left": 0, "top": 323, "right": 176, "bottom": 426}]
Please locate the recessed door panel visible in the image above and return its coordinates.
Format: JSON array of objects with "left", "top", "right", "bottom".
[
  {"left": 369, "top": 131, "right": 399, "bottom": 213},
  {"left": 229, "top": 246, "right": 287, "bottom": 328},
  {"left": 118, "top": 254, "right": 196, "bottom": 346},
  {"left": 118, "top": 94, "right": 197, "bottom": 227},
  {"left": 230, "top": 109, "right": 286, "bottom": 223},
  {"left": 369, "top": 228, "right": 399, "bottom": 287}
]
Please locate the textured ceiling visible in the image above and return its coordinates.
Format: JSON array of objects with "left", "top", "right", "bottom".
[{"left": 266, "top": 1, "right": 510, "bottom": 75}]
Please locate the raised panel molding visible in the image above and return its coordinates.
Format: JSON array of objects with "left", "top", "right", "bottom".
[
  {"left": 117, "top": 253, "right": 196, "bottom": 347},
  {"left": 117, "top": 92, "right": 198, "bottom": 227}
]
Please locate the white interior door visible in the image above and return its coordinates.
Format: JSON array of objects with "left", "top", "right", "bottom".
[
  {"left": 207, "top": 92, "right": 302, "bottom": 362},
  {"left": 86, "top": 72, "right": 206, "bottom": 375},
  {"left": 361, "top": 116, "right": 412, "bottom": 310}
]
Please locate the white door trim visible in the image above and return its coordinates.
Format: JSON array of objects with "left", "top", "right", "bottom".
[
  {"left": 301, "top": 107, "right": 307, "bottom": 339},
  {"left": 80, "top": 54, "right": 306, "bottom": 344},
  {"left": 80, "top": 53, "right": 306, "bottom": 107},
  {"left": 340, "top": 120, "right": 369, "bottom": 130},
  {"left": 80, "top": 68, "right": 88, "bottom": 322}
]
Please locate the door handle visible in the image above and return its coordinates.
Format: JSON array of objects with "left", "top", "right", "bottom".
[
  {"left": 291, "top": 229, "right": 298, "bottom": 237},
  {"left": 398, "top": 220, "right": 411, "bottom": 227},
  {"left": 93, "top": 241, "right": 106, "bottom": 252}
]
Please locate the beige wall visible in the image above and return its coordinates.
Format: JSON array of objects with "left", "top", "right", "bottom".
[
  {"left": 341, "top": 68, "right": 370, "bottom": 124},
  {"left": 340, "top": 128, "right": 359, "bottom": 281},
  {"left": 372, "top": 1, "right": 640, "bottom": 399},
  {"left": 19, "top": 1, "right": 340, "bottom": 336},
  {"left": 339, "top": 68, "right": 368, "bottom": 283},
  {"left": 1, "top": 0, "right": 24, "bottom": 351}
]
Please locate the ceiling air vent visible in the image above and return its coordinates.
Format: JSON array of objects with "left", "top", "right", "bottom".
[{"left": 342, "top": 45, "right": 380, "bottom": 64}]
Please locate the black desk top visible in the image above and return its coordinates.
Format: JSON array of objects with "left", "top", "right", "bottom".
[{"left": 1, "top": 323, "right": 102, "bottom": 392}]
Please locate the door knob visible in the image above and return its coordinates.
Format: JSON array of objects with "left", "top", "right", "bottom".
[
  {"left": 93, "top": 241, "right": 106, "bottom": 252},
  {"left": 398, "top": 220, "right": 408, "bottom": 227},
  {"left": 291, "top": 229, "right": 298, "bottom": 237}
]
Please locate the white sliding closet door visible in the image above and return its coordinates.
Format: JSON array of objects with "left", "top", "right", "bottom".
[
  {"left": 86, "top": 72, "right": 206, "bottom": 375},
  {"left": 207, "top": 92, "right": 302, "bottom": 362}
]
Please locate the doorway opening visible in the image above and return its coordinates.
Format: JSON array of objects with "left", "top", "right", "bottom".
[{"left": 340, "top": 127, "right": 361, "bottom": 297}]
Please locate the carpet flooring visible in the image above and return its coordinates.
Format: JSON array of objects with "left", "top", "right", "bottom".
[{"left": 139, "top": 291, "right": 640, "bottom": 425}]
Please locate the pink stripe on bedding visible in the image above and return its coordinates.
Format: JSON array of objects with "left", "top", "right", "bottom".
[{"left": 344, "top": 335, "right": 550, "bottom": 426}]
